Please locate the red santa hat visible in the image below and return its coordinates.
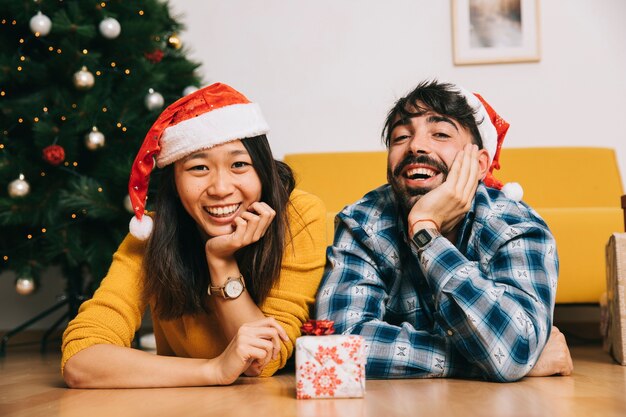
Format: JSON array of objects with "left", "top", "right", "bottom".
[
  {"left": 457, "top": 87, "right": 523, "bottom": 202},
  {"left": 128, "top": 83, "right": 269, "bottom": 240}
]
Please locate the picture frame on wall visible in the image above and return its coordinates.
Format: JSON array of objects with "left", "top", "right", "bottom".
[{"left": 451, "top": 0, "right": 540, "bottom": 65}]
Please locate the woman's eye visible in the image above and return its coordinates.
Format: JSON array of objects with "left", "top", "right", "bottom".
[
  {"left": 189, "top": 165, "right": 208, "bottom": 171},
  {"left": 232, "top": 161, "right": 251, "bottom": 169}
]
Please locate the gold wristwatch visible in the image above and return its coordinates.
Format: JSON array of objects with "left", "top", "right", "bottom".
[{"left": 208, "top": 275, "right": 246, "bottom": 299}]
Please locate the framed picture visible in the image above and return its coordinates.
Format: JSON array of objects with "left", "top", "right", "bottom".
[{"left": 451, "top": 0, "right": 540, "bottom": 65}]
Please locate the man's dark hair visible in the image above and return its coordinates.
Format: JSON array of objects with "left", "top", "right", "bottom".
[
  {"left": 382, "top": 80, "right": 483, "bottom": 148},
  {"left": 143, "top": 135, "right": 295, "bottom": 320}
]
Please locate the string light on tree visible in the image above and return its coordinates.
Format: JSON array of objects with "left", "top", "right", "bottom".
[
  {"left": 73, "top": 66, "right": 95, "bottom": 90},
  {"left": 144, "top": 88, "right": 164, "bottom": 111},
  {"left": 85, "top": 126, "right": 105, "bottom": 150},
  {"left": 29, "top": 11, "right": 51, "bottom": 36},
  {"left": 98, "top": 17, "right": 121, "bottom": 39},
  {"left": 8, "top": 174, "right": 30, "bottom": 198},
  {"left": 15, "top": 276, "right": 36, "bottom": 295}
]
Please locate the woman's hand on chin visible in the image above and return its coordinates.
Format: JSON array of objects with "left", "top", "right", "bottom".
[{"left": 205, "top": 201, "right": 276, "bottom": 263}]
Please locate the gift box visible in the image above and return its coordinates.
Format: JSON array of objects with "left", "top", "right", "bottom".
[
  {"left": 295, "top": 321, "right": 366, "bottom": 399},
  {"left": 604, "top": 233, "right": 626, "bottom": 365}
]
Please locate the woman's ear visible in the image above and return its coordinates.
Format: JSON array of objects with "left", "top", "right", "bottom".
[{"left": 478, "top": 148, "right": 491, "bottom": 180}]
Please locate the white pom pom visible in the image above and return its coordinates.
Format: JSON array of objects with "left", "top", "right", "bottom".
[
  {"left": 502, "top": 182, "right": 523, "bottom": 202},
  {"left": 129, "top": 215, "right": 153, "bottom": 240}
]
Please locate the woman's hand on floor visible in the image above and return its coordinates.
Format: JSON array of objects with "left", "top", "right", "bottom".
[{"left": 211, "top": 317, "right": 287, "bottom": 385}]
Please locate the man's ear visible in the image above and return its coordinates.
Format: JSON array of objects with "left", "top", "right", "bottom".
[{"left": 478, "top": 148, "right": 491, "bottom": 180}]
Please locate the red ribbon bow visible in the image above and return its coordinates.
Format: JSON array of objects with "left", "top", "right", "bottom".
[{"left": 301, "top": 320, "right": 335, "bottom": 336}]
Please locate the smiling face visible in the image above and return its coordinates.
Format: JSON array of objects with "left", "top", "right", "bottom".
[
  {"left": 174, "top": 140, "right": 262, "bottom": 239},
  {"left": 387, "top": 109, "right": 487, "bottom": 211}
]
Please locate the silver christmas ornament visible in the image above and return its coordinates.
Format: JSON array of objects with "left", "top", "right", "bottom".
[
  {"left": 99, "top": 17, "right": 121, "bottom": 39},
  {"left": 144, "top": 88, "right": 164, "bottom": 111},
  {"left": 85, "top": 127, "right": 106, "bottom": 150},
  {"left": 183, "top": 86, "right": 199, "bottom": 96},
  {"left": 123, "top": 194, "right": 134, "bottom": 214},
  {"left": 29, "top": 11, "right": 52, "bottom": 36},
  {"left": 8, "top": 174, "right": 30, "bottom": 198},
  {"left": 73, "top": 66, "right": 95, "bottom": 90},
  {"left": 15, "top": 276, "right": 36, "bottom": 295}
]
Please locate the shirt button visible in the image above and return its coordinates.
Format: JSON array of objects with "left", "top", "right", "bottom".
[{"left": 447, "top": 330, "right": 454, "bottom": 336}]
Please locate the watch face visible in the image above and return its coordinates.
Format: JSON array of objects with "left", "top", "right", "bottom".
[
  {"left": 413, "top": 229, "right": 433, "bottom": 248},
  {"left": 224, "top": 278, "right": 244, "bottom": 298}
]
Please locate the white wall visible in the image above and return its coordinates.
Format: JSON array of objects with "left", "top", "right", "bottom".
[
  {"left": 171, "top": 0, "right": 626, "bottom": 187},
  {"left": 3, "top": 0, "right": 625, "bottom": 331}
]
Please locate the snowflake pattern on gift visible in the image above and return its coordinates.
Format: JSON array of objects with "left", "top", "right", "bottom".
[
  {"left": 296, "top": 379, "right": 310, "bottom": 399},
  {"left": 315, "top": 346, "right": 343, "bottom": 365},
  {"left": 298, "top": 361, "right": 317, "bottom": 381},
  {"left": 341, "top": 337, "right": 363, "bottom": 361},
  {"left": 312, "top": 366, "right": 342, "bottom": 397}
]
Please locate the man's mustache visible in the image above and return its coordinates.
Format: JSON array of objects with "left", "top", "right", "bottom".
[{"left": 392, "top": 154, "right": 449, "bottom": 178}]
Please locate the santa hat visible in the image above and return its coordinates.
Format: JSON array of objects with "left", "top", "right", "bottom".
[
  {"left": 128, "top": 83, "right": 269, "bottom": 240},
  {"left": 457, "top": 87, "right": 523, "bottom": 202}
]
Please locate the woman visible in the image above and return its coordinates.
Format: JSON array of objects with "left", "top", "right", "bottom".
[{"left": 61, "top": 83, "right": 327, "bottom": 388}]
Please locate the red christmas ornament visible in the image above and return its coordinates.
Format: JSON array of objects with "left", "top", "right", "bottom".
[
  {"left": 42, "top": 144, "right": 65, "bottom": 166},
  {"left": 144, "top": 49, "right": 164, "bottom": 64}
]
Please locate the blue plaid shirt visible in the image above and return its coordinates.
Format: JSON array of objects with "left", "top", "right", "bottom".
[{"left": 315, "top": 183, "right": 558, "bottom": 382}]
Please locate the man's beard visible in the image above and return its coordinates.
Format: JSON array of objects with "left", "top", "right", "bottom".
[{"left": 387, "top": 154, "right": 449, "bottom": 213}]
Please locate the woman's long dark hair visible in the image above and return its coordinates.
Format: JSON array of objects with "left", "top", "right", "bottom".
[{"left": 143, "top": 135, "right": 295, "bottom": 320}]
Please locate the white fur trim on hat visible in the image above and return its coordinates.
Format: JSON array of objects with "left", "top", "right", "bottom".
[
  {"left": 129, "top": 215, "right": 153, "bottom": 241},
  {"left": 502, "top": 182, "right": 523, "bottom": 202},
  {"left": 457, "top": 87, "right": 498, "bottom": 165},
  {"left": 156, "top": 102, "right": 269, "bottom": 167}
]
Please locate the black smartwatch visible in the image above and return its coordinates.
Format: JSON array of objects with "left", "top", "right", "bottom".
[{"left": 412, "top": 228, "right": 440, "bottom": 251}]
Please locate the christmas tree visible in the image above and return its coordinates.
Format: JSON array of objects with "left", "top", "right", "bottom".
[{"left": 0, "top": 0, "right": 201, "bottom": 300}]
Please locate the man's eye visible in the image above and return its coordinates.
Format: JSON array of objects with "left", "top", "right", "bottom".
[
  {"left": 433, "top": 132, "right": 451, "bottom": 139},
  {"left": 392, "top": 135, "right": 410, "bottom": 143}
]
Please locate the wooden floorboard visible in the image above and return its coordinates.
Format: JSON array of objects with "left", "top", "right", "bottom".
[{"left": 1, "top": 339, "right": 625, "bottom": 417}]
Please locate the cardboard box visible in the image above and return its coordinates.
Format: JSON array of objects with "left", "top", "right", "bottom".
[{"left": 605, "top": 233, "right": 626, "bottom": 365}]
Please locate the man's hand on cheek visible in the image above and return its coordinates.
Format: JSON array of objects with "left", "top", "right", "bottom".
[{"left": 408, "top": 144, "right": 480, "bottom": 236}]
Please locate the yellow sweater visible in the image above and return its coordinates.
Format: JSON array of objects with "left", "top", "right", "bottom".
[{"left": 61, "top": 189, "right": 327, "bottom": 377}]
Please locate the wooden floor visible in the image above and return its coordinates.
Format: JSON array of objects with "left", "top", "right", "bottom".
[{"left": 1, "top": 340, "right": 625, "bottom": 417}]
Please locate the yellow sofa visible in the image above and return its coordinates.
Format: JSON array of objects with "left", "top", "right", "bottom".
[{"left": 284, "top": 147, "right": 624, "bottom": 304}]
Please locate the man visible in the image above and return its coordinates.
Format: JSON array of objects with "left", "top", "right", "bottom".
[{"left": 315, "top": 80, "right": 573, "bottom": 382}]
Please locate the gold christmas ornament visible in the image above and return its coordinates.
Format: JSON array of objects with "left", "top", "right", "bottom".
[
  {"left": 85, "top": 126, "right": 106, "bottom": 150},
  {"left": 167, "top": 33, "right": 182, "bottom": 49},
  {"left": 15, "top": 276, "right": 36, "bottom": 295},
  {"left": 73, "top": 66, "right": 95, "bottom": 90},
  {"left": 8, "top": 174, "right": 30, "bottom": 198}
]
